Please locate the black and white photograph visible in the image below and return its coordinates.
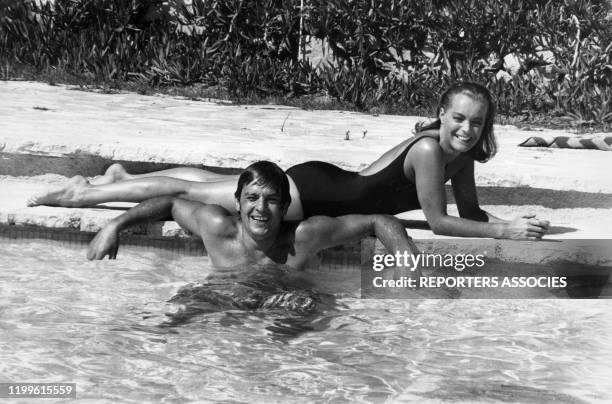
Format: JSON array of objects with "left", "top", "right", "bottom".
[{"left": 1, "top": 0, "right": 611, "bottom": 402}]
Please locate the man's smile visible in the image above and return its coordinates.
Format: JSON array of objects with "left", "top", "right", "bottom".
[{"left": 250, "top": 215, "right": 270, "bottom": 223}]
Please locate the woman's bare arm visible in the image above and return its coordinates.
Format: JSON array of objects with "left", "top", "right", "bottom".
[
  {"left": 408, "top": 140, "right": 548, "bottom": 239},
  {"left": 451, "top": 159, "right": 550, "bottom": 237}
]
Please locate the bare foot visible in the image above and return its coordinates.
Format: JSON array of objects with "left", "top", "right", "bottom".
[
  {"left": 87, "top": 163, "right": 129, "bottom": 186},
  {"left": 27, "top": 176, "right": 90, "bottom": 207}
]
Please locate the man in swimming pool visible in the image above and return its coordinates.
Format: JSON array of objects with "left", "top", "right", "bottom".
[{"left": 87, "top": 161, "right": 420, "bottom": 272}]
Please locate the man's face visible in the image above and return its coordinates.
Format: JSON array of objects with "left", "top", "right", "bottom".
[{"left": 235, "top": 180, "right": 287, "bottom": 241}]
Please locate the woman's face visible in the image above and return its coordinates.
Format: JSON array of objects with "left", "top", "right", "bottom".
[{"left": 438, "top": 93, "right": 488, "bottom": 156}]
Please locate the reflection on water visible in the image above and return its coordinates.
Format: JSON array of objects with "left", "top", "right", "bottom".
[{"left": 1, "top": 240, "right": 611, "bottom": 403}]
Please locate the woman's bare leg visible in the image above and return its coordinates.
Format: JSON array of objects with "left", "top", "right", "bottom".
[
  {"left": 27, "top": 175, "right": 241, "bottom": 210},
  {"left": 88, "top": 163, "right": 229, "bottom": 186},
  {"left": 27, "top": 169, "right": 306, "bottom": 220}
]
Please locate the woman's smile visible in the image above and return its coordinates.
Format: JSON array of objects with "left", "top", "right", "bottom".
[{"left": 439, "top": 93, "right": 487, "bottom": 156}]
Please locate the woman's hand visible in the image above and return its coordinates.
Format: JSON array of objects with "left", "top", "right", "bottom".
[
  {"left": 87, "top": 222, "right": 120, "bottom": 260},
  {"left": 502, "top": 214, "right": 550, "bottom": 239}
]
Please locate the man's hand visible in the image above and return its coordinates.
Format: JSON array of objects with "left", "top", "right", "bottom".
[{"left": 87, "top": 222, "right": 120, "bottom": 260}]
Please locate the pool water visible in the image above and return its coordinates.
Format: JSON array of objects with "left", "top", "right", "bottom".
[{"left": 1, "top": 239, "right": 612, "bottom": 403}]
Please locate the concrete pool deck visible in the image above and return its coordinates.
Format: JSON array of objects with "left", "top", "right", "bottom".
[{"left": 1, "top": 81, "right": 611, "bottom": 267}]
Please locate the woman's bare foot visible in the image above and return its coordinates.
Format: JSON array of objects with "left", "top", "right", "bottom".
[
  {"left": 87, "top": 163, "right": 129, "bottom": 186},
  {"left": 27, "top": 175, "right": 90, "bottom": 207}
]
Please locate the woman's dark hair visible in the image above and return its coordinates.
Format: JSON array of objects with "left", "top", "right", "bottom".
[
  {"left": 416, "top": 82, "right": 497, "bottom": 162},
  {"left": 234, "top": 161, "right": 291, "bottom": 207}
]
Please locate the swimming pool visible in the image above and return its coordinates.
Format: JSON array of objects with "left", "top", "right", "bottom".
[{"left": 2, "top": 239, "right": 612, "bottom": 403}]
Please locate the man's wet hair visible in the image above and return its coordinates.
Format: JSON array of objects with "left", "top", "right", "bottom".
[{"left": 234, "top": 161, "right": 291, "bottom": 207}]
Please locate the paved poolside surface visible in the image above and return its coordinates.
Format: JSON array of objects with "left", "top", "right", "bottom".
[{"left": 1, "top": 81, "right": 611, "bottom": 266}]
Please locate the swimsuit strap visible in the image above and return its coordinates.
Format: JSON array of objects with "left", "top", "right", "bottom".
[{"left": 363, "top": 133, "right": 441, "bottom": 182}]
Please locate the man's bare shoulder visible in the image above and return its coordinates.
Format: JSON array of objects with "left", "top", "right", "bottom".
[
  {"left": 193, "top": 204, "right": 238, "bottom": 238},
  {"left": 293, "top": 215, "right": 342, "bottom": 246},
  {"left": 294, "top": 214, "right": 377, "bottom": 251},
  {"left": 295, "top": 216, "right": 334, "bottom": 235}
]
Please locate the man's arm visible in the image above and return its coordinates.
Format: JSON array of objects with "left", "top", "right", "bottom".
[
  {"left": 87, "top": 196, "right": 208, "bottom": 260},
  {"left": 298, "top": 214, "right": 420, "bottom": 257}
]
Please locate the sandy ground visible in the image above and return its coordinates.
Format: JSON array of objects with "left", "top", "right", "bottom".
[
  {"left": 0, "top": 81, "right": 610, "bottom": 265},
  {"left": 1, "top": 81, "right": 610, "bottom": 192}
]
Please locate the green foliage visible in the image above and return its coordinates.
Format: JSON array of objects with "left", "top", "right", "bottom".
[
  {"left": 1, "top": 0, "right": 610, "bottom": 126},
  {"left": 306, "top": 0, "right": 611, "bottom": 124},
  {"left": 0, "top": 0, "right": 307, "bottom": 93}
]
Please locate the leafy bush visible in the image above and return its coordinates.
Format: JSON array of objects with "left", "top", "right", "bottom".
[
  {"left": 1, "top": 0, "right": 610, "bottom": 126},
  {"left": 306, "top": 0, "right": 611, "bottom": 124}
]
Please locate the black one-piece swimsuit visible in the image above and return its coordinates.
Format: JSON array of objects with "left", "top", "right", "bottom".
[{"left": 287, "top": 135, "right": 438, "bottom": 218}]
